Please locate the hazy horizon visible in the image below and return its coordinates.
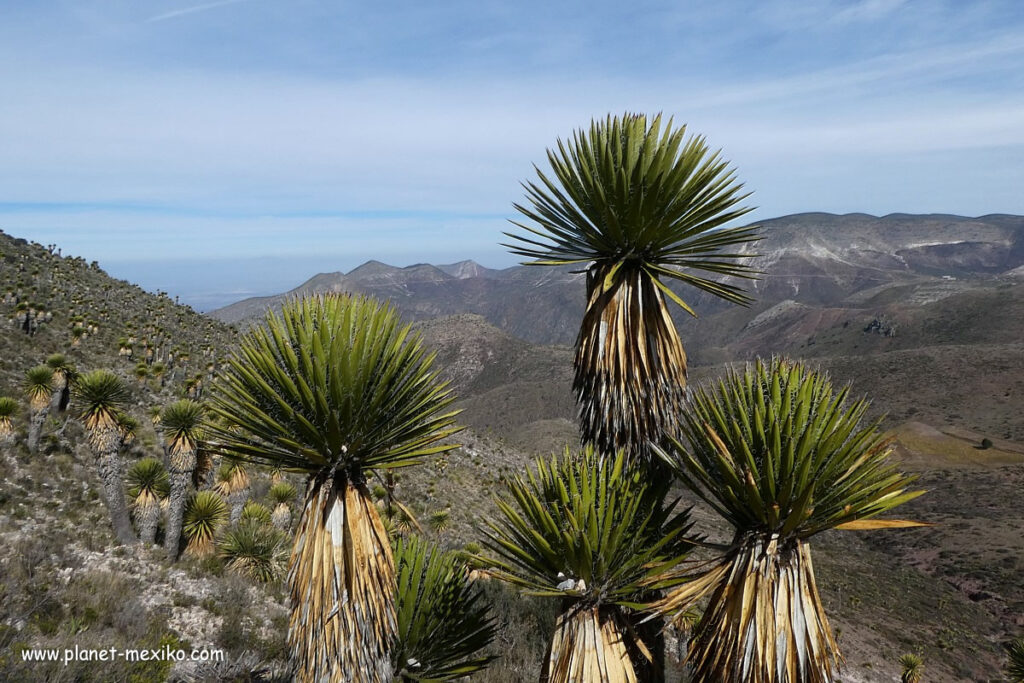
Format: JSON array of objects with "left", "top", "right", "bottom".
[{"left": 5, "top": 208, "right": 1019, "bottom": 312}]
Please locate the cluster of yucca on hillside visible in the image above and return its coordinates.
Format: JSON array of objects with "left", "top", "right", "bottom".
[{"left": 1, "top": 354, "right": 296, "bottom": 580}]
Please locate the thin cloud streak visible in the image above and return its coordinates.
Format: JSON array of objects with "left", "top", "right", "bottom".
[{"left": 145, "top": 0, "right": 250, "bottom": 23}]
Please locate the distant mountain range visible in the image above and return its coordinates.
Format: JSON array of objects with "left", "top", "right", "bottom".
[
  {"left": 211, "top": 211, "right": 1024, "bottom": 348},
  {"left": 210, "top": 211, "right": 1024, "bottom": 450}
]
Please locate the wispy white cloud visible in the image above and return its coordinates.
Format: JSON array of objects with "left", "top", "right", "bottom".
[{"left": 145, "top": 0, "right": 250, "bottom": 24}]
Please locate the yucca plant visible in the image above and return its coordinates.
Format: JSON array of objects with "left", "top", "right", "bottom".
[
  {"left": 219, "top": 520, "right": 287, "bottom": 583},
  {"left": 268, "top": 481, "right": 297, "bottom": 531},
  {"left": 213, "top": 460, "right": 250, "bottom": 524},
  {"left": 46, "top": 353, "right": 76, "bottom": 413},
  {"left": 476, "top": 446, "right": 693, "bottom": 682},
  {"left": 392, "top": 535, "right": 497, "bottom": 681},
  {"left": 24, "top": 365, "right": 54, "bottom": 453},
  {"left": 117, "top": 413, "right": 140, "bottom": 445},
  {"left": 654, "top": 358, "right": 926, "bottom": 683},
  {"left": 75, "top": 370, "right": 137, "bottom": 545},
  {"left": 240, "top": 500, "right": 272, "bottom": 526},
  {"left": 0, "top": 396, "right": 19, "bottom": 444},
  {"left": 183, "top": 490, "right": 229, "bottom": 557},
  {"left": 161, "top": 399, "right": 205, "bottom": 559},
  {"left": 899, "top": 653, "right": 923, "bottom": 683},
  {"left": 206, "top": 294, "right": 460, "bottom": 682},
  {"left": 505, "top": 113, "right": 759, "bottom": 460},
  {"left": 427, "top": 508, "right": 451, "bottom": 535},
  {"left": 127, "top": 457, "right": 170, "bottom": 545},
  {"left": 1008, "top": 637, "right": 1024, "bottom": 683}
]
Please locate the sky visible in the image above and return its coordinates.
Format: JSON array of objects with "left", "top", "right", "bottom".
[{"left": 1, "top": 0, "right": 1022, "bottom": 309}]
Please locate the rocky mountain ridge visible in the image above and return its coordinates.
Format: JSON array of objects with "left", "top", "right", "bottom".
[{"left": 211, "top": 213, "right": 1024, "bottom": 350}]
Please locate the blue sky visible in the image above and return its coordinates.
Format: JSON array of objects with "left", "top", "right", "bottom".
[{"left": 1, "top": 0, "right": 1022, "bottom": 309}]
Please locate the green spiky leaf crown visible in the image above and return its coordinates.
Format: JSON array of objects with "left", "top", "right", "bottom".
[
  {"left": 392, "top": 535, "right": 497, "bottom": 681},
  {"left": 661, "top": 357, "right": 925, "bottom": 539},
  {"left": 504, "top": 112, "right": 760, "bottom": 309},
  {"left": 476, "top": 446, "right": 694, "bottom": 607},
  {"left": 207, "top": 294, "right": 462, "bottom": 476}
]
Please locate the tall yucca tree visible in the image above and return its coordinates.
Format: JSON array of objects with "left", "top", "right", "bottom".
[
  {"left": 392, "top": 535, "right": 497, "bottom": 681},
  {"left": 75, "top": 370, "right": 137, "bottom": 545},
  {"left": 127, "top": 456, "right": 170, "bottom": 545},
  {"left": 161, "top": 399, "right": 206, "bottom": 560},
  {"left": 24, "top": 365, "right": 54, "bottom": 454},
  {"left": 505, "top": 113, "right": 759, "bottom": 460},
  {"left": 654, "top": 358, "right": 926, "bottom": 683},
  {"left": 476, "top": 446, "right": 693, "bottom": 682},
  {"left": 206, "top": 294, "right": 461, "bottom": 682}
]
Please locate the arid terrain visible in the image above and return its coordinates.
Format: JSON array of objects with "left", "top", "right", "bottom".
[{"left": 2, "top": 212, "right": 1023, "bottom": 681}]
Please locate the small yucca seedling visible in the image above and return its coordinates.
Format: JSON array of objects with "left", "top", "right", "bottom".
[
  {"left": 477, "top": 446, "right": 694, "bottom": 682},
  {"left": 655, "top": 358, "right": 926, "bottom": 683},
  {"left": 183, "top": 490, "right": 229, "bottom": 558},
  {"left": 218, "top": 521, "right": 286, "bottom": 583},
  {"left": 427, "top": 509, "right": 451, "bottom": 534},
  {"left": 127, "top": 457, "right": 170, "bottom": 545},
  {"left": 240, "top": 500, "right": 272, "bottom": 526},
  {"left": 392, "top": 535, "right": 497, "bottom": 681},
  {"left": 900, "top": 653, "right": 923, "bottom": 683}
]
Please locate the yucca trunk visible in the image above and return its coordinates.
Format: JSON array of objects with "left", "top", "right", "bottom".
[
  {"left": 135, "top": 496, "right": 161, "bottom": 545},
  {"left": 680, "top": 533, "right": 839, "bottom": 683},
  {"left": 289, "top": 472, "right": 396, "bottom": 683},
  {"left": 165, "top": 448, "right": 196, "bottom": 559},
  {"left": 49, "top": 374, "right": 70, "bottom": 413},
  {"left": 272, "top": 503, "right": 292, "bottom": 531},
  {"left": 229, "top": 487, "right": 248, "bottom": 524},
  {"left": 27, "top": 398, "right": 50, "bottom": 454},
  {"left": 90, "top": 423, "right": 138, "bottom": 545},
  {"left": 545, "top": 605, "right": 638, "bottom": 683},
  {"left": 576, "top": 265, "right": 687, "bottom": 460},
  {"left": 0, "top": 420, "right": 14, "bottom": 445}
]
